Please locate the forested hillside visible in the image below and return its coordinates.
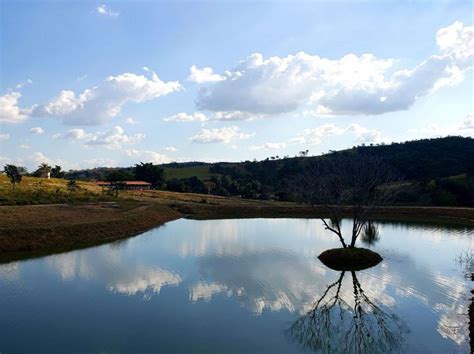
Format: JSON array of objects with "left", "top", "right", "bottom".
[{"left": 64, "top": 137, "right": 474, "bottom": 206}]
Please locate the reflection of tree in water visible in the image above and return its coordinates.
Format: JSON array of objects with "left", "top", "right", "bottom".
[
  {"left": 360, "top": 222, "right": 380, "bottom": 246},
  {"left": 287, "top": 270, "right": 407, "bottom": 354}
]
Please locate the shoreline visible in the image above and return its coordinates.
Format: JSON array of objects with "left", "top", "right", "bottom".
[{"left": 1, "top": 191, "right": 473, "bottom": 263}]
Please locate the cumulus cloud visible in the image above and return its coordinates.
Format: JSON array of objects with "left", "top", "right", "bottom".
[
  {"left": 125, "top": 117, "right": 137, "bottom": 125},
  {"left": 82, "top": 158, "right": 117, "bottom": 168},
  {"left": 212, "top": 111, "right": 259, "bottom": 121},
  {"left": 188, "top": 65, "right": 225, "bottom": 84},
  {"left": 54, "top": 125, "right": 145, "bottom": 150},
  {"left": 195, "top": 22, "right": 473, "bottom": 117},
  {"left": 34, "top": 69, "right": 182, "bottom": 125},
  {"left": 0, "top": 133, "right": 10, "bottom": 141},
  {"left": 94, "top": 4, "right": 119, "bottom": 17},
  {"left": 30, "top": 152, "right": 63, "bottom": 167},
  {"left": 164, "top": 110, "right": 258, "bottom": 122},
  {"left": 436, "top": 21, "right": 473, "bottom": 62},
  {"left": 30, "top": 127, "right": 44, "bottom": 135},
  {"left": 409, "top": 113, "right": 474, "bottom": 138},
  {"left": 190, "top": 126, "right": 255, "bottom": 144},
  {"left": 249, "top": 142, "right": 287, "bottom": 151},
  {"left": 124, "top": 149, "right": 171, "bottom": 164},
  {"left": 293, "top": 123, "right": 386, "bottom": 145},
  {"left": 163, "top": 112, "right": 208, "bottom": 122},
  {"left": 163, "top": 146, "right": 177, "bottom": 152},
  {"left": 0, "top": 92, "right": 31, "bottom": 123},
  {"left": 459, "top": 114, "right": 474, "bottom": 130}
]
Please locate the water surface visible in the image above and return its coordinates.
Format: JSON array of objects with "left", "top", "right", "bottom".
[{"left": 0, "top": 218, "right": 472, "bottom": 353}]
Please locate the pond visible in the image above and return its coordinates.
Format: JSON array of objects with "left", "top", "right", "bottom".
[{"left": 0, "top": 218, "right": 473, "bottom": 353}]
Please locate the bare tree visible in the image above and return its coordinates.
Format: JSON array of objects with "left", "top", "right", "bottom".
[
  {"left": 286, "top": 270, "right": 407, "bottom": 353},
  {"left": 295, "top": 153, "right": 398, "bottom": 248}
]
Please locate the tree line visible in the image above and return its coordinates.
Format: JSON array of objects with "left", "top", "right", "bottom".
[{"left": 4, "top": 137, "right": 474, "bottom": 206}]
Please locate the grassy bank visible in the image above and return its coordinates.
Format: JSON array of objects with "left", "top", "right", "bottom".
[{"left": 0, "top": 201, "right": 180, "bottom": 263}]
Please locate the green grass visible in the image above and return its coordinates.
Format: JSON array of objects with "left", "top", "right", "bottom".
[{"left": 163, "top": 166, "right": 215, "bottom": 181}]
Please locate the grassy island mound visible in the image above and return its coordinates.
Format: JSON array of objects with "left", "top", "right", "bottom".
[{"left": 318, "top": 247, "right": 383, "bottom": 271}]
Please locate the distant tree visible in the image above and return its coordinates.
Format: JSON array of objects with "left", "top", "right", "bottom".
[
  {"left": 165, "top": 178, "right": 185, "bottom": 192},
  {"left": 66, "top": 179, "right": 78, "bottom": 193},
  {"left": 34, "top": 162, "right": 52, "bottom": 178},
  {"left": 299, "top": 150, "right": 309, "bottom": 157},
  {"left": 105, "top": 170, "right": 134, "bottom": 182},
  {"left": 133, "top": 162, "right": 165, "bottom": 189},
  {"left": 51, "top": 165, "right": 65, "bottom": 178},
  {"left": 295, "top": 153, "right": 399, "bottom": 248},
  {"left": 4, "top": 164, "right": 23, "bottom": 189}
]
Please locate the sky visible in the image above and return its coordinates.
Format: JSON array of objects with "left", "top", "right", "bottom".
[{"left": 0, "top": 0, "right": 473, "bottom": 171}]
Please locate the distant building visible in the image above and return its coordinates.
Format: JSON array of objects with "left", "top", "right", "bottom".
[{"left": 96, "top": 181, "right": 152, "bottom": 190}]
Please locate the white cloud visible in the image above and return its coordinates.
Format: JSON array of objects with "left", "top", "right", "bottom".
[
  {"left": 15, "top": 79, "right": 33, "bottom": 90},
  {"left": 54, "top": 125, "right": 145, "bottom": 150},
  {"left": 0, "top": 133, "right": 10, "bottom": 141},
  {"left": 436, "top": 21, "right": 473, "bottom": 62},
  {"left": 94, "top": 4, "right": 119, "bottom": 17},
  {"left": 30, "top": 127, "right": 44, "bottom": 135},
  {"left": 188, "top": 65, "right": 225, "bottom": 84},
  {"left": 125, "top": 117, "right": 137, "bottom": 125},
  {"left": 0, "top": 156, "right": 11, "bottom": 164},
  {"left": 0, "top": 92, "right": 30, "bottom": 123},
  {"left": 163, "top": 112, "right": 208, "bottom": 122},
  {"left": 459, "top": 114, "right": 474, "bottom": 130},
  {"left": 213, "top": 111, "right": 258, "bottom": 121},
  {"left": 163, "top": 146, "right": 177, "bottom": 152},
  {"left": 409, "top": 113, "right": 474, "bottom": 138},
  {"left": 34, "top": 68, "right": 182, "bottom": 125},
  {"left": 195, "top": 22, "right": 473, "bottom": 117},
  {"left": 124, "top": 149, "right": 171, "bottom": 164},
  {"left": 302, "top": 105, "right": 334, "bottom": 118},
  {"left": 190, "top": 126, "right": 255, "bottom": 144},
  {"left": 29, "top": 152, "right": 63, "bottom": 167},
  {"left": 294, "top": 123, "right": 386, "bottom": 146},
  {"left": 346, "top": 123, "right": 386, "bottom": 143},
  {"left": 86, "top": 126, "right": 144, "bottom": 148},
  {"left": 82, "top": 158, "right": 116, "bottom": 168},
  {"left": 19, "top": 144, "right": 30, "bottom": 149},
  {"left": 164, "top": 110, "right": 258, "bottom": 122},
  {"left": 249, "top": 142, "right": 287, "bottom": 151}
]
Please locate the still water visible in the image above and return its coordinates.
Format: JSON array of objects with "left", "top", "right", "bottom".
[{"left": 0, "top": 218, "right": 473, "bottom": 353}]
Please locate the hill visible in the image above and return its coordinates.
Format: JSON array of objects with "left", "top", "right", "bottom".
[{"left": 60, "top": 136, "right": 474, "bottom": 206}]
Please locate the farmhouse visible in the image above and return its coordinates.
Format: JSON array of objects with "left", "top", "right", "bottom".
[{"left": 96, "top": 181, "right": 152, "bottom": 190}]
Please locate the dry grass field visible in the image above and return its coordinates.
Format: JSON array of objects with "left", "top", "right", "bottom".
[{"left": 0, "top": 174, "right": 110, "bottom": 205}]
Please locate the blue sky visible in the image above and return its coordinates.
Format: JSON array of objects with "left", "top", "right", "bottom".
[{"left": 1, "top": 0, "right": 473, "bottom": 170}]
